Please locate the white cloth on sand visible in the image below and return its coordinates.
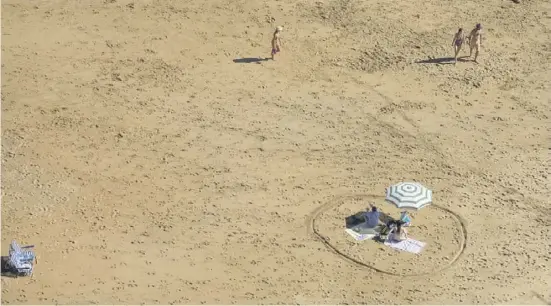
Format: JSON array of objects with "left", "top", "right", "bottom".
[
  {"left": 345, "top": 222, "right": 382, "bottom": 241},
  {"left": 384, "top": 237, "right": 426, "bottom": 254}
]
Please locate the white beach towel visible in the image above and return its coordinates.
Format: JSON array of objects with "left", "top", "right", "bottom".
[
  {"left": 384, "top": 238, "right": 426, "bottom": 254},
  {"left": 344, "top": 223, "right": 382, "bottom": 241},
  {"left": 345, "top": 228, "right": 377, "bottom": 241}
]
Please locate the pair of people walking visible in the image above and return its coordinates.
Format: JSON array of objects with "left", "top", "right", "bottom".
[
  {"left": 268, "top": 23, "right": 483, "bottom": 64},
  {"left": 452, "top": 23, "right": 483, "bottom": 64}
]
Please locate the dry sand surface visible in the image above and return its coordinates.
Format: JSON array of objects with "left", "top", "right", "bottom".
[{"left": 1, "top": 0, "right": 551, "bottom": 304}]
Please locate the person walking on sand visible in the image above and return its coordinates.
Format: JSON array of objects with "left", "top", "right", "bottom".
[
  {"left": 271, "top": 26, "right": 283, "bottom": 60},
  {"left": 451, "top": 28, "right": 465, "bottom": 64},
  {"left": 468, "top": 23, "right": 483, "bottom": 63}
]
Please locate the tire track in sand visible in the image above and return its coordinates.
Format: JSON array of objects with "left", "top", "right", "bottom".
[{"left": 306, "top": 194, "right": 468, "bottom": 277}]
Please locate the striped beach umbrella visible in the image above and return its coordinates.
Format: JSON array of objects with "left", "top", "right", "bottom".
[{"left": 385, "top": 182, "right": 432, "bottom": 210}]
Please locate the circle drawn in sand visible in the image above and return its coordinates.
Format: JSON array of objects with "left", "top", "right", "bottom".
[{"left": 307, "top": 194, "right": 468, "bottom": 277}]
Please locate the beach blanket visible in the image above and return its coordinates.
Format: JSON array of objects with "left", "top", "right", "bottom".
[
  {"left": 384, "top": 238, "right": 426, "bottom": 254},
  {"left": 345, "top": 223, "right": 382, "bottom": 241}
]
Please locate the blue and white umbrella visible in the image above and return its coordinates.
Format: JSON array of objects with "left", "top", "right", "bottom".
[{"left": 385, "top": 182, "right": 432, "bottom": 210}]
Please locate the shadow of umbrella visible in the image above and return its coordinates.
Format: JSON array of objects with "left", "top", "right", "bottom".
[
  {"left": 232, "top": 57, "right": 270, "bottom": 64},
  {"left": 1, "top": 256, "right": 18, "bottom": 278},
  {"left": 345, "top": 211, "right": 395, "bottom": 229},
  {"left": 345, "top": 211, "right": 365, "bottom": 228}
]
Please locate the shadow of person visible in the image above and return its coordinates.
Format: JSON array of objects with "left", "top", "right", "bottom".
[
  {"left": 232, "top": 57, "right": 270, "bottom": 64},
  {"left": 415, "top": 56, "right": 469, "bottom": 64}
]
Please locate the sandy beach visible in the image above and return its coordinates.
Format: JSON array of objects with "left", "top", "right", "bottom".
[{"left": 1, "top": 0, "right": 550, "bottom": 304}]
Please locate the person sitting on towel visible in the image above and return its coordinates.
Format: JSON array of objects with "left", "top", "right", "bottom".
[
  {"left": 400, "top": 211, "right": 411, "bottom": 227},
  {"left": 389, "top": 223, "right": 408, "bottom": 242},
  {"left": 364, "top": 205, "right": 380, "bottom": 228}
]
